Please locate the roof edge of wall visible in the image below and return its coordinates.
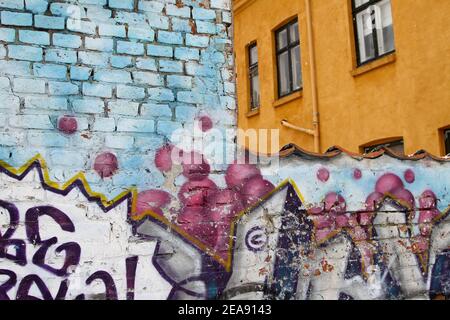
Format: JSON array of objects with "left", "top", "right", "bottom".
[{"left": 245, "top": 144, "right": 450, "bottom": 163}]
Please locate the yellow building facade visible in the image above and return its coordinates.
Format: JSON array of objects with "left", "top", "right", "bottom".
[{"left": 233, "top": 0, "right": 450, "bottom": 156}]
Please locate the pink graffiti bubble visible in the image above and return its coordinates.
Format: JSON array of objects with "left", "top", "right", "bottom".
[
  {"left": 419, "top": 209, "right": 440, "bottom": 225},
  {"left": 375, "top": 173, "right": 404, "bottom": 194},
  {"left": 155, "top": 144, "right": 178, "bottom": 173},
  {"left": 347, "top": 214, "right": 359, "bottom": 228},
  {"left": 391, "top": 187, "right": 415, "bottom": 208},
  {"left": 324, "top": 193, "right": 347, "bottom": 213},
  {"left": 206, "top": 188, "right": 244, "bottom": 221},
  {"left": 365, "top": 192, "right": 384, "bottom": 211},
  {"left": 181, "top": 152, "right": 211, "bottom": 181},
  {"left": 200, "top": 217, "right": 220, "bottom": 248},
  {"left": 57, "top": 115, "right": 78, "bottom": 135},
  {"left": 214, "top": 223, "right": 233, "bottom": 260},
  {"left": 225, "top": 163, "right": 262, "bottom": 189},
  {"left": 311, "top": 214, "right": 334, "bottom": 229},
  {"left": 419, "top": 208, "right": 440, "bottom": 236},
  {"left": 404, "top": 169, "right": 415, "bottom": 184},
  {"left": 240, "top": 176, "right": 275, "bottom": 207},
  {"left": 413, "top": 236, "right": 429, "bottom": 253},
  {"left": 197, "top": 116, "right": 213, "bottom": 132},
  {"left": 351, "top": 225, "right": 368, "bottom": 241},
  {"left": 358, "top": 212, "right": 375, "bottom": 226},
  {"left": 94, "top": 152, "right": 118, "bottom": 178},
  {"left": 135, "top": 190, "right": 171, "bottom": 217},
  {"left": 177, "top": 206, "right": 204, "bottom": 234},
  {"left": 315, "top": 227, "right": 334, "bottom": 243},
  {"left": 178, "top": 179, "right": 218, "bottom": 207},
  {"left": 353, "top": 169, "right": 362, "bottom": 180},
  {"left": 308, "top": 207, "right": 324, "bottom": 215},
  {"left": 317, "top": 167, "right": 330, "bottom": 183},
  {"left": 419, "top": 190, "right": 437, "bottom": 209},
  {"left": 419, "top": 223, "right": 433, "bottom": 237},
  {"left": 177, "top": 206, "right": 218, "bottom": 247},
  {"left": 335, "top": 215, "right": 349, "bottom": 228}
]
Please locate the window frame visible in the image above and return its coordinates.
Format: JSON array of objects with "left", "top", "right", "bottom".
[
  {"left": 352, "top": 0, "right": 396, "bottom": 67},
  {"left": 275, "top": 18, "right": 302, "bottom": 99},
  {"left": 361, "top": 138, "right": 405, "bottom": 155},
  {"left": 248, "top": 42, "right": 260, "bottom": 111},
  {"left": 444, "top": 128, "right": 450, "bottom": 156}
]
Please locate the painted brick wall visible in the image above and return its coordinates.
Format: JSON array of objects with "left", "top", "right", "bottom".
[
  {"left": 0, "top": 0, "right": 449, "bottom": 302},
  {"left": 0, "top": 0, "right": 235, "bottom": 198}
]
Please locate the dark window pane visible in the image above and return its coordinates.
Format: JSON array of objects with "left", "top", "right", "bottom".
[
  {"left": 364, "top": 140, "right": 404, "bottom": 156},
  {"left": 389, "top": 142, "right": 405, "bottom": 156},
  {"left": 445, "top": 130, "right": 450, "bottom": 155},
  {"left": 277, "top": 29, "right": 288, "bottom": 50},
  {"left": 291, "top": 45, "right": 302, "bottom": 90},
  {"left": 248, "top": 44, "right": 260, "bottom": 109},
  {"left": 290, "top": 22, "right": 299, "bottom": 43},
  {"left": 354, "top": 0, "right": 395, "bottom": 65},
  {"left": 354, "top": 0, "right": 370, "bottom": 9},
  {"left": 250, "top": 73, "right": 260, "bottom": 109},
  {"left": 356, "top": 9, "right": 375, "bottom": 63},
  {"left": 249, "top": 45, "right": 258, "bottom": 65},
  {"left": 278, "top": 51, "right": 290, "bottom": 96},
  {"left": 374, "top": 0, "right": 395, "bottom": 55}
]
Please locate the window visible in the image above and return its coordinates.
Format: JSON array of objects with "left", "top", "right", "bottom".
[
  {"left": 444, "top": 129, "right": 450, "bottom": 156},
  {"left": 248, "top": 43, "right": 260, "bottom": 110},
  {"left": 275, "top": 19, "right": 302, "bottom": 98},
  {"left": 353, "top": 0, "right": 395, "bottom": 66},
  {"left": 363, "top": 139, "right": 404, "bottom": 155}
]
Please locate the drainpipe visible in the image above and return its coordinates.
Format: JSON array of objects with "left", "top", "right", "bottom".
[
  {"left": 279, "top": 0, "right": 320, "bottom": 152},
  {"left": 281, "top": 119, "right": 315, "bottom": 136},
  {"left": 305, "top": 0, "right": 320, "bottom": 153}
]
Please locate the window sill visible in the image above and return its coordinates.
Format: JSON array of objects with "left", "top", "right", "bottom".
[
  {"left": 246, "top": 109, "right": 260, "bottom": 118},
  {"left": 273, "top": 90, "right": 303, "bottom": 108},
  {"left": 351, "top": 53, "right": 396, "bottom": 77}
]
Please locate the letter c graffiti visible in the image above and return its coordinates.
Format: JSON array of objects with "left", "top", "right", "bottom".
[{"left": 245, "top": 226, "right": 268, "bottom": 252}]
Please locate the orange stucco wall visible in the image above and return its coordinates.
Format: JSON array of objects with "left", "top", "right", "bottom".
[{"left": 233, "top": 0, "right": 450, "bottom": 155}]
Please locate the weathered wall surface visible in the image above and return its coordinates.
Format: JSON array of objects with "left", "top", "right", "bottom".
[
  {"left": 0, "top": 0, "right": 449, "bottom": 301},
  {"left": 0, "top": 0, "right": 235, "bottom": 199}
]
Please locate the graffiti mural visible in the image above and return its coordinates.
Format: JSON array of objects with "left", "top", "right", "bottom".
[
  {"left": 0, "top": 0, "right": 449, "bottom": 301},
  {"left": 128, "top": 144, "right": 450, "bottom": 301},
  {"left": 0, "top": 145, "right": 449, "bottom": 299},
  {"left": 0, "top": 156, "right": 177, "bottom": 300}
]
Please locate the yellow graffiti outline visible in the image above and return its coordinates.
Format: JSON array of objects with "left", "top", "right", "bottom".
[
  {"left": 2, "top": 155, "right": 448, "bottom": 275},
  {"left": 0, "top": 154, "right": 133, "bottom": 210},
  {"left": 131, "top": 178, "right": 306, "bottom": 272},
  {"left": 0, "top": 154, "right": 307, "bottom": 272}
]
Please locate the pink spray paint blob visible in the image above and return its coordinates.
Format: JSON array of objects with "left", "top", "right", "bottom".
[
  {"left": 198, "top": 116, "right": 213, "bottom": 132},
  {"left": 94, "top": 152, "right": 118, "bottom": 178},
  {"left": 240, "top": 176, "right": 275, "bottom": 207},
  {"left": 391, "top": 187, "right": 415, "bottom": 208},
  {"left": 317, "top": 167, "right": 330, "bottom": 183},
  {"left": 404, "top": 169, "right": 416, "bottom": 184},
  {"left": 178, "top": 179, "right": 218, "bottom": 208},
  {"left": 375, "top": 173, "right": 404, "bottom": 194},
  {"left": 57, "top": 115, "right": 78, "bottom": 135},
  {"left": 155, "top": 144, "right": 178, "bottom": 173},
  {"left": 353, "top": 169, "right": 362, "bottom": 180},
  {"left": 419, "top": 190, "right": 438, "bottom": 209},
  {"left": 181, "top": 151, "right": 211, "bottom": 181},
  {"left": 135, "top": 190, "right": 171, "bottom": 217},
  {"left": 225, "top": 163, "right": 261, "bottom": 189}
]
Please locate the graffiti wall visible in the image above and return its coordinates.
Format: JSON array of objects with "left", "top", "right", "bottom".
[{"left": 0, "top": 0, "right": 449, "bottom": 301}]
